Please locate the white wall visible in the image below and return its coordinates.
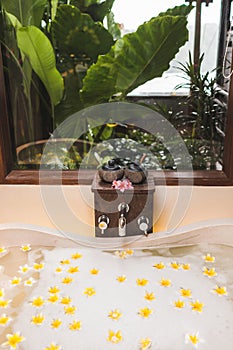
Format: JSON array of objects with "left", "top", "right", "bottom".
[{"left": 0, "top": 185, "right": 233, "bottom": 237}]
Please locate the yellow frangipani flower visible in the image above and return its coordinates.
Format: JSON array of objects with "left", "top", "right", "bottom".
[
  {"left": 0, "top": 246, "right": 7, "bottom": 254},
  {"left": 174, "top": 299, "right": 185, "bottom": 309},
  {"left": 20, "top": 244, "right": 31, "bottom": 252},
  {"left": 60, "top": 296, "right": 72, "bottom": 305},
  {"left": 153, "top": 262, "right": 165, "bottom": 269},
  {"left": 44, "top": 343, "right": 61, "bottom": 350},
  {"left": 190, "top": 300, "right": 204, "bottom": 313},
  {"left": 90, "top": 268, "right": 100, "bottom": 275},
  {"left": 64, "top": 305, "right": 77, "bottom": 315},
  {"left": 48, "top": 286, "right": 60, "bottom": 294},
  {"left": 33, "top": 262, "right": 44, "bottom": 271},
  {"left": 18, "top": 264, "right": 31, "bottom": 274},
  {"left": 60, "top": 259, "right": 70, "bottom": 265},
  {"left": 62, "top": 276, "right": 73, "bottom": 284},
  {"left": 213, "top": 285, "right": 228, "bottom": 296},
  {"left": 203, "top": 267, "right": 217, "bottom": 278},
  {"left": 69, "top": 320, "right": 82, "bottom": 331},
  {"left": 48, "top": 294, "right": 59, "bottom": 303},
  {"left": 31, "top": 313, "right": 45, "bottom": 325},
  {"left": 125, "top": 249, "right": 134, "bottom": 256},
  {"left": 67, "top": 266, "right": 79, "bottom": 274},
  {"left": 138, "top": 307, "right": 153, "bottom": 318},
  {"left": 180, "top": 288, "right": 192, "bottom": 298},
  {"left": 144, "top": 291, "right": 156, "bottom": 301},
  {"left": 136, "top": 278, "right": 149, "bottom": 287},
  {"left": 140, "top": 337, "right": 152, "bottom": 350},
  {"left": 2, "top": 332, "right": 25, "bottom": 349},
  {"left": 182, "top": 264, "right": 191, "bottom": 270},
  {"left": 159, "top": 278, "right": 171, "bottom": 287},
  {"left": 71, "top": 252, "right": 82, "bottom": 259},
  {"left": 0, "top": 288, "right": 4, "bottom": 298},
  {"left": 10, "top": 276, "right": 22, "bottom": 286},
  {"left": 170, "top": 261, "right": 181, "bottom": 270},
  {"left": 51, "top": 319, "right": 62, "bottom": 329},
  {"left": 24, "top": 277, "right": 36, "bottom": 287},
  {"left": 31, "top": 296, "right": 45, "bottom": 308},
  {"left": 185, "top": 332, "right": 202, "bottom": 347},
  {"left": 55, "top": 266, "right": 63, "bottom": 273},
  {"left": 107, "top": 330, "right": 123, "bottom": 343},
  {"left": 0, "top": 313, "right": 11, "bottom": 326},
  {"left": 116, "top": 275, "right": 126, "bottom": 283},
  {"left": 115, "top": 250, "right": 127, "bottom": 259},
  {"left": 83, "top": 287, "right": 96, "bottom": 297},
  {"left": 203, "top": 253, "right": 215, "bottom": 263},
  {"left": 108, "top": 309, "right": 122, "bottom": 321},
  {"left": 0, "top": 299, "right": 12, "bottom": 308}
]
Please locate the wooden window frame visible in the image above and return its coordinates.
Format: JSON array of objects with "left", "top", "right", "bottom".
[{"left": 1, "top": 45, "right": 233, "bottom": 186}]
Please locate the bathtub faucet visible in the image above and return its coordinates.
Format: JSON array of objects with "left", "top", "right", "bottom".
[{"left": 118, "top": 202, "right": 129, "bottom": 236}]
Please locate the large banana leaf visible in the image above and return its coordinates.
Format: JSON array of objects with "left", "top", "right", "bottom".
[
  {"left": 52, "top": 5, "right": 114, "bottom": 62},
  {"left": 17, "top": 26, "right": 64, "bottom": 106},
  {"left": 1, "top": 0, "right": 47, "bottom": 26},
  {"left": 81, "top": 5, "right": 192, "bottom": 106}
]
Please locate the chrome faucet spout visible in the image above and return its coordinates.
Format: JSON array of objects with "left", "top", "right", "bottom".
[{"left": 118, "top": 203, "right": 129, "bottom": 237}]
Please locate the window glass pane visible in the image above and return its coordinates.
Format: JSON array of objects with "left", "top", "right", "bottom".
[{"left": 0, "top": 0, "right": 231, "bottom": 173}]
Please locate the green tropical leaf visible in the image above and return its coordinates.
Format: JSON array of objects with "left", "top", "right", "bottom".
[
  {"left": 52, "top": 5, "right": 114, "bottom": 63},
  {"left": 17, "top": 26, "right": 64, "bottom": 106},
  {"left": 1, "top": 0, "right": 47, "bottom": 26},
  {"left": 81, "top": 7, "right": 191, "bottom": 106},
  {"left": 51, "top": 0, "right": 59, "bottom": 20},
  {"left": 159, "top": 4, "right": 194, "bottom": 17},
  {"left": 71, "top": 0, "right": 115, "bottom": 22}
]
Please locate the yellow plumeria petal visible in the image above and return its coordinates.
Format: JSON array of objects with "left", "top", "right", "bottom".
[
  {"left": 60, "top": 296, "right": 72, "bottom": 305},
  {"left": 108, "top": 309, "right": 122, "bottom": 321},
  {"left": 107, "top": 330, "right": 122, "bottom": 343},
  {"left": 174, "top": 299, "right": 185, "bottom": 309},
  {"left": 159, "top": 278, "right": 171, "bottom": 287},
  {"left": 115, "top": 251, "right": 127, "bottom": 259},
  {"left": 125, "top": 249, "right": 134, "bottom": 256},
  {"left": 2, "top": 332, "right": 25, "bottom": 349},
  {"left": 48, "top": 294, "right": 59, "bottom": 303},
  {"left": 0, "top": 313, "right": 11, "bottom": 326},
  {"left": 31, "top": 313, "right": 45, "bottom": 325},
  {"left": 24, "top": 277, "right": 36, "bottom": 287},
  {"left": 0, "top": 288, "right": 4, "bottom": 298},
  {"left": 213, "top": 285, "right": 228, "bottom": 296},
  {"left": 170, "top": 261, "right": 181, "bottom": 270},
  {"left": 30, "top": 296, "right": 45, "bottom": 308},
  {"left": 18, "top": 264, "right": 31, "bottom": 274},
  {"left": 9, "top": 276, "right": 22, "bottom": 286},
  {"left": 67, "top": 266, "right": 79, "bottom": 274},
  {"left": 116, "top": 275, "right": 126, "bottom": 283},
  {"left": 90, "top": 268, "right": 100, "bottom": 275},
  {"left": 136, "top": 278, "right": 148, "bottom": 287},
  {"left": 83, "top": 287, "right": 96, "bottom": 297},
  {"left": 71, "top": 253, "right": 82, "bottom": 259},
  {"left": 180, "top": 288, "right": 192, "bottom": 298},
  {"left": 62, "top": 277, "right": 73, "bottom": 284},
  {"left": 64, "top": 305, "right": 77, "bottom": 315},
  {"left": 55, "top": 266, "right": 63, "bottom": 273},
  {"left": 69, "top": 320, "right": 82, "bottom": 331},
  {"left": 0, "top": 246, "right": 7, "bottom": 254},
  {"left": 60, "top": 259, "right": 70, "bottom": 265},
  {"left": 203, "top": 267, "right": 217, "bottom": 278},
  {"left": 182, "top": 263, "right": 191, "bottom": 270},
  {"left": 51, "top": 319, "right": 62, "bottom": 329},
  {"left": 0, "top": 299, "right": 12, "bottom": 308},
  {"left": 153, "top": 262, "right": 165, "bottom": 269},
  {"left": 203, "top": 253, "right": 215, "bottom": 263},
  {"left": 144, "top": 291, "right": 156, "bottom": 301},
  {"left": 185, "top": 332, "right": 203, "bottom": 347},
  {"left": 48, "top": 286, "right": 60, "bottom": 294},
  {"left": 33, "top": 262, "right": 44, "bottom": 271},
  {"left": 138, "top": 307, "right": 153, "bottom": 318},
  {"left": 190, "top": 300, "right": 204, "bottom": 313},
  {"left": 44, "top": 343, "right": 61, "bottom": 350},
  {"left": 20, "top": 244, "right": 31, "bottom": 252},
  {"left": 140, "top": 337, "right": 152, "bottom": 350}
]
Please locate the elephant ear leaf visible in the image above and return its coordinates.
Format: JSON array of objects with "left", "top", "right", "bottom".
[
  {"left": 17, "top": 26, "right": 64, "bottom": 106},
  {"left": 81, "top": 7, "right": 191, "bottom": 106}
]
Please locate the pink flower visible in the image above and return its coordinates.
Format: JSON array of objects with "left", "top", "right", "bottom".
[{"left": 112, "top": 179, "right": 134, "bottom": 192}]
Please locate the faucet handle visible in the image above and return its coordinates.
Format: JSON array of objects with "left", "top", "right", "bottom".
[
  {"left": 98, "top": 215, "right": 109, "bottom": 235},
  {"left": 138, "top": 216, "right": 149, "bottom": 236}
]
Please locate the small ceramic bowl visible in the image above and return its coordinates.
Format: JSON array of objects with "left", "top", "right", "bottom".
[
  {"left": 124, "top": 162, "right": 147, "bottom": 184},
  {"left": 98, "top": 159, "right": 124, "bottom": 183}
]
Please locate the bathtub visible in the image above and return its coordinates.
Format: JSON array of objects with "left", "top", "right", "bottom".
[{"left": 0, "top": 219, "right": 233, "bottom": 350}]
